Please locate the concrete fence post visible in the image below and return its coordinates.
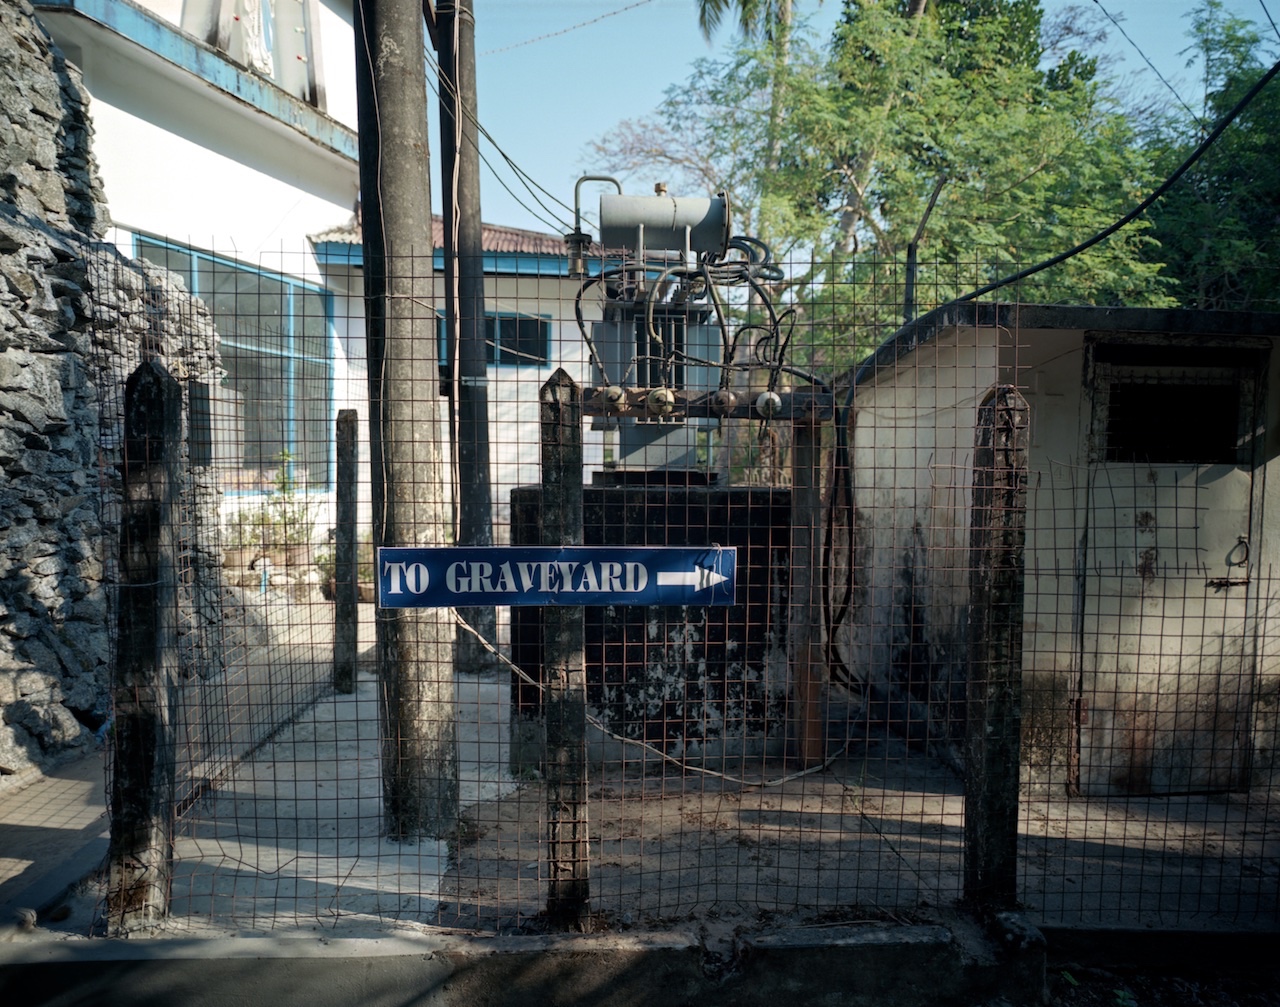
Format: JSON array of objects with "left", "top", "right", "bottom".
[
  {"left": 964, "top": 384, "right": 1030, "bottom": 909},
  {"left": 106, "top": 360, "right": 182, "bottom": 929},
  {"left": 334, "top": 409, "right": 358, "bottom": 694},
  {"left": 540, "top": 369, "right": 590, "bottom": 930},
  {"left": 789, "top": 412, "right": 827, "bottom": 766}
]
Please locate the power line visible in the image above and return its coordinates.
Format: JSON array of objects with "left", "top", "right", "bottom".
[
  {"left": 1090, "top": 0, "right": 1203, "bottom": 125},
  {"left": 1258, "top": 0, "right": 1280, "bottom": 41},
  {"left": 424, "top": 47, "right": 576, "bottom": 233},
  {"left": 480, "top": 0, "right": 658, "bottom": 56},
  {"left": 953, "top": 55, "right": 1280, "bottom": 305},
  {"left": 426, "top": 45, "right": 577, "bottom": 225}
]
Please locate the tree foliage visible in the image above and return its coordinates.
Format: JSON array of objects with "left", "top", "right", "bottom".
[
  {"left": 1141, "top": 1, "right": 1280, "bottom": 311},
  {"left": 593, "top": 0, "right": 1177, "bottom": 373},
  {"left": 695, "top": 0, "right": 793, "bottom": 41}
]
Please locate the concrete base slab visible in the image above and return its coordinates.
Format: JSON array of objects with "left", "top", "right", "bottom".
[{"left": 0, "top": 916, "right": 1047, "bottom": 1007}]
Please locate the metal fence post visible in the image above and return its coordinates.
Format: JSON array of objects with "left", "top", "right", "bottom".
[
  {"left": 964, "top": 384, "right": 1030, "bottom": 909},
  {"left": 540, "top": 369, "right": 590, "bottom": 929},
  {"left": 106, "top": 360, "right": 182, "bottom": 929},
  {"left": 334, "top": 409, "right": 358, "bottom": 694}
]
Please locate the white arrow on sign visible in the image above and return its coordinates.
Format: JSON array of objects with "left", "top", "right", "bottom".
[{"left": 656, "top": 566, "right": 730, "bottom": 591}]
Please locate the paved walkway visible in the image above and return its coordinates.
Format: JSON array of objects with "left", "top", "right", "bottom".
[
  {"left": 0, "top": 600, "right": 381, "bottom": 927},
  {"left": 0, "top": 749, "right": 108, "bottom": 923}
]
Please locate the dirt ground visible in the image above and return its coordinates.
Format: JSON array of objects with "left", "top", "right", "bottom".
[
  {"left": 7, "top": 654, "right": 1276, "bottom": 1007},
  {"left": 1041, "top": 965, "right": 1280, "bottom": 1007},
  {"left": 435, "top": 751, "right": 969, "bottom": 932},
  {"left": 436, "top": 749, "right": 1277, "bottom": 935},
  {"left": 21, "top": 659, "right": 1273, "bottom": 941}
]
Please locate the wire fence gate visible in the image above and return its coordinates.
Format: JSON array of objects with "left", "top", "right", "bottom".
[{"left": 66, "top": 232, "right": 1280, "bottom": 939}]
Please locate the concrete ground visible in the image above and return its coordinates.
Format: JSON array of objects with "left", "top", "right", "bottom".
[
  {"left": 3, "top": 672, "right": 1274, "bottom": 939},
  {"left": 0, "top": 589, "right": 1274, "bottom": 942},
  {"left": 0, "top": 748, "right": 107, "bottom": 927},
  {"left": 0, "top": 590, "right": 1276, "bottom": 1006}
]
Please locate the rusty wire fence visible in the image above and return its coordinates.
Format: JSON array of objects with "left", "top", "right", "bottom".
[{"left": 68, "top": 236, "right": 1280, "bottom": 938}]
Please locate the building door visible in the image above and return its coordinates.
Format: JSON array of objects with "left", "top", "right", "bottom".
[{"left": 1079, "top": 344, "right": 1263, "bottom": 795}]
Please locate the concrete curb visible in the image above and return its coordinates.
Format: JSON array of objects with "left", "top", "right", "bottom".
[
  {"left": 733, "top": 920, "right": 1045, "bottom": 1006},
  {"left": 1041, "top": 926, "right": 1280, "bottom": 973},
  {"left": 0, "top": 917, "right": 1047, "bottom": 1007}
]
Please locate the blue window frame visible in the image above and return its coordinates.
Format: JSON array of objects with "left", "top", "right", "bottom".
[
  {"left": 438, "top": 312, "right": 551, "bottom": 378},
  {"left": 134, "top": 234, "right": 333, "bottom": 493}
]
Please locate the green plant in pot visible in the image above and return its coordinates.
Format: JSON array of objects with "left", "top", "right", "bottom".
[
  {"left": 222, "top": 450, "right": 315, "bottom": 569},
  {"left": 263, "top": 450, "right": 314, "bottom": 565},
  {"left": 314, "top": 529, "right": 374, "bottom": 600}
]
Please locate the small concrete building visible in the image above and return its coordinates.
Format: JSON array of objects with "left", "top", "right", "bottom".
[{"left": 846, "top": 302, "right": 1280, "bottom": 797}]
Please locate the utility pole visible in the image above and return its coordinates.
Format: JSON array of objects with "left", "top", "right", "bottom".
[
  {"left": 434, "top": 0, "right": 497, "bottom": 671},
  {"left": 353, "top": 0, "right": 459, "bottom": 838}
]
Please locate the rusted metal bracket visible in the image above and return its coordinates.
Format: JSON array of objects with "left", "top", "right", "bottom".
[
  {"left": 582, "top": 385, "right": 835, "bottom": 422},
  {"left": 1073, "top": 696, "right": 1089, "bottom": 726}
]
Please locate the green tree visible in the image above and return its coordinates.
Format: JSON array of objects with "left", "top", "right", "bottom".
[
  {"left": 596, "top": 0, "right": 1173, "bottom": 373},
  {"left": 782, "top": 1, "right": 1168, "bottom": 279},
  {"left": 694, "top": 0, "right": 800, "bottom": 198},
  {"left": 1142, "top": 1, "right": 1280, "bottom": 310}
]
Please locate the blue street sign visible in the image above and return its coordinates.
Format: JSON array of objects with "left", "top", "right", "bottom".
[{"left": 377, "top": 546, "right": 737, "bottom": 608}]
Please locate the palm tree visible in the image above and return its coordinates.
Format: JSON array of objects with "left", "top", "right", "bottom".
[
  {"left": 695, "top": 0, "right": 793, "bottom": 41},
  {"left": 694, "top": 0, "right": 797, "bottom": 203}
]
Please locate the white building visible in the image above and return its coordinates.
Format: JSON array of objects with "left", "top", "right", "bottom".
[
  {"left": 32, "top": 0, "right": 601, "bottom": 538},
  {"left": 310, "top": 214, "right": 605, "bottom": 538},
  {"left": 845, "top": 302, "right": 1280, "bottom": 797}
]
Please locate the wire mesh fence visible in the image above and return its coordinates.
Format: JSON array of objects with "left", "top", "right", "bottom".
[{"left": 29, "top": 233, "right": 1273, "bottom": 938}]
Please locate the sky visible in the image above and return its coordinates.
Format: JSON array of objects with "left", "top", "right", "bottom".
[{"left": 438, "top": 0, "right": 1279, "bottom": 237}]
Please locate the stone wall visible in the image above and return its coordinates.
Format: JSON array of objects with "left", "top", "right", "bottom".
[
  {"left": 0, "top": 0, "right": 107, "bottom": 236},
  {"left": 0, "top": 0, "right": 226, "bottom": 785}
]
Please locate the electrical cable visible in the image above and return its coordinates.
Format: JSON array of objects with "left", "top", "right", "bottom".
[
  {"left": 573, "top": 274, "right": 613, "bottom": 386},
  {"left": 1089, "top": 0, "right": 1203, "bottom": 126},
  {"left": 645, "top": 262, "right": 696, "bottom": 386},
  {"left": 819, "top": 55, "right": 1280, "bottom": 677},
  {"left": 537, "top": 21, "right": 1280, "bottom": 746},
  {"left": 480, "top": 0, "right": 658, "bottom": 56},
  {"left": 707, "top": 265, "right": 861, "bottom": 685},
  {"left": 951, "top": 54, "right": 1280, "bottom": 307},
  {"left": 673, "top": 354, "right": 830, "bottom": 392},
  {"left": 593, "top": 227, "right": 867, "bottom": 695},
  {"left": 1260, "top": 0, "right": 1280, "bottom": 41},
  {"left": 823, "top": 407, "right": 859, "bottom": 690},
  {"left": 445, "top": 8, "right": 463, "bottom": 545},
  {"left": 700, "top": 236, "right": 788, "bottom": 390},
  {"left": 579, "top": 229, "right": 855, "bottom": 695},
  {"left": 426, "top": 47, "right": 577, "bottom": 222},
  {"left": 701, "top": 261, "right": 736, "bottom": 386},
  {"left": 424, "top": 47, "right": 576, "bottom": 231},
  {"left": 354, "top": 0, "right": 393, "bottom": 557},
  {"left": 668, "top": 272, "right": 861, "bottom": 691},
  {"left": 455, "top": 611, "right": 849, "bottom": 788}
]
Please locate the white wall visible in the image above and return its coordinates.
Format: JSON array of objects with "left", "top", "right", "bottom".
[
  {"left": 320, "top": 262, "right": 606, "bottom": 543},
  {"left": 130, "top": 0, "right": 183, "bottom": 25},
  {"left": 128, "top": 0, "right": 358, "bottom": 126},
  {"left": 850, "top": 327, "right": 997, "bottom": 688},
  {"left": 316, "top": 0, "right": 358, "bottom": 129},
  {"left": 92, "top": 99, "right": 353, "bottom": 272},
  {"left": 58, "top": 0, "right": 357, "bottom": 272}
]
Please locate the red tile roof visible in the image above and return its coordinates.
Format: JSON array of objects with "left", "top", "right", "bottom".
[{"left": 310, "top": 214, "right": 569, "bottom": 256}]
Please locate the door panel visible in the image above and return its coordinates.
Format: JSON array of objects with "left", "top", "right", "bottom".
[{"left": 1080, "top": 359, "right": 1257, "bottom": 796}]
